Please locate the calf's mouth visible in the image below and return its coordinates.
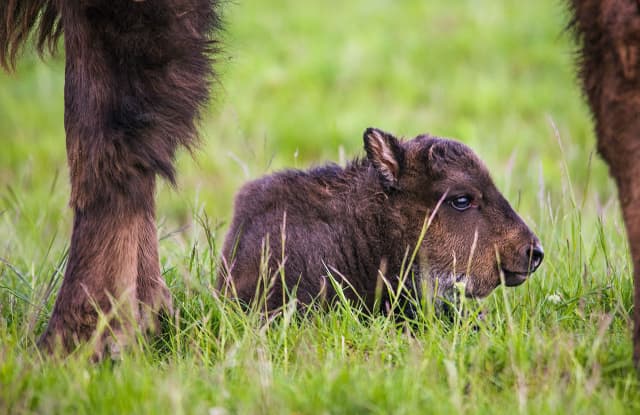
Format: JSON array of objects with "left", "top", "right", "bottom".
[
  {"left": 500, "top": 242, "right": 544, "bottom": 287},
  {"left": 500, "top": 268, "right": 531, "bottom": 287}
]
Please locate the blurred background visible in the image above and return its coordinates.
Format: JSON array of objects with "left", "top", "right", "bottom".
[{"left": 0, "top": 0, "right": 617, "bottom": 271}]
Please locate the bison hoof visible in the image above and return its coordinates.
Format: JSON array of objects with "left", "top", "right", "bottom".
[{"left": 38, "top": 277, "right": 172, "bottom": 360}]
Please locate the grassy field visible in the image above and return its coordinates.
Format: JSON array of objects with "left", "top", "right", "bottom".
[{"left": 1, "top": 0, "right": 639, "bottom": 413}]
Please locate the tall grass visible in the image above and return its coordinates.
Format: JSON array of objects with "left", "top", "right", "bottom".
[{"left": 1, "top": 0, "right": 638, "bottom": 413}]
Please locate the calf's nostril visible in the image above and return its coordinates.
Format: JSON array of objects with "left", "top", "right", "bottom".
[{"left": 526, "top": 244, "right": 544, "bottom": 272}]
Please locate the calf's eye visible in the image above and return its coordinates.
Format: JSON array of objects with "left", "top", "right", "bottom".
[{"left": 450, "top": 195, "right": 472, "bottom": 211}]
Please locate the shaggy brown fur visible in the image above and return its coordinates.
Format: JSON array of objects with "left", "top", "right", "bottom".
[
  {"left": 1, "top": 0, "right": 221, "bottom": 358},
  {"left": 0, "top": 0, "right": 62, "bottom": 70},
  {"left": 219, "top": 128, "right": 544, "bottom": 311},
  {"left": 568, "top": 0, "right": 640, "bottom": 367}
]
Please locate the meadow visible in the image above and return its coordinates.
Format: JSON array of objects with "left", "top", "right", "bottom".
[{"left": 1, "top": 0, "right": 639, "bottom": 413}]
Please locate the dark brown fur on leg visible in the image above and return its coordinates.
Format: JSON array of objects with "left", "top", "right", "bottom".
[
  {"left": 2, "top": 0, "right": 221, "bottom": 357},
  {"left": 38, "top": 201, "right": 144, "bottom": 357},
  {"left": 569, "top": 0, "right": 640, "bottom": 368},
  {"left": 137, "top": 194, "right": 173, "bottom": 334}
]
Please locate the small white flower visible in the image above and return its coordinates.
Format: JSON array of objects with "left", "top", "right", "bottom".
[
  {"left": 209, "top": 407, "right": 227, "bottom": 415},
  {"left": 546, "top": 293, "right": 562, "bottom": 304}
]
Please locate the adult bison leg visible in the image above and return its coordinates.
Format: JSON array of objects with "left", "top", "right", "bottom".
[
  {"left": 597, "top": 120, "right": 640, "bottom": 367},
  {"left": 38, "top": 0, "right": 219, "bottom": 357},
  {"left": 569, "top": 0, "right": 640, "bottom": 366},
  {"left": 613, "top": 151, "right": 640, "bottom": 367},
  {"left": 38, "top": 177, "right": 155, "bottom": 357}
]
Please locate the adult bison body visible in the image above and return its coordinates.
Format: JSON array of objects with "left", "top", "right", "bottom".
[{"left": 218, "top": 128, "right": 544, "bottom": 310}]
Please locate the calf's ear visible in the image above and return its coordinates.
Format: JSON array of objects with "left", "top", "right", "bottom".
[{"left": 364, "top": 127, "right": 404, "bottom": 189}]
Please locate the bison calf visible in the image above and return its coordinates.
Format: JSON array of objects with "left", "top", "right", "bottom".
[{"left": 219, "top": 128, "right": 544, "bottom": 311}]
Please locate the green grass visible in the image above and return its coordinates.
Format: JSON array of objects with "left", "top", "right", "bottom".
[{"left": 1, "top": 0, "right": 638, "bottom": 413}]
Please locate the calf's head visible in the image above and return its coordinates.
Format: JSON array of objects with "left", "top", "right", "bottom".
[{"left": 365, "top": 128, "right": 543, "bottom": 298}]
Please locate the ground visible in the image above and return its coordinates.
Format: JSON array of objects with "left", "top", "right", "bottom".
[{"left": 1, "top": 0, "right": 638, "bottom": 413}]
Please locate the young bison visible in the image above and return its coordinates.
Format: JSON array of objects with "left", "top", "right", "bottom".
[{"left": 219, "top": 128, "right": 544, "bottom": 310}]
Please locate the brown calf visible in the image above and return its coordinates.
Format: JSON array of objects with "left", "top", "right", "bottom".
[
  {"left": 219, "top": 129, "right": 544, "bottom": 311},
  {"left": 1, "top": 0, "right": 639, "bottom": 366}
]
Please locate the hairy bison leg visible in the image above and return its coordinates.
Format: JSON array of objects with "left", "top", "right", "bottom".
[
  {"left": 596, "top": 115, "right": 640, "bottom": 366},
  {"left": 39, "top": 169, "right": 170, "bottom": 357},
  {"left": 35, "top": 0, "right": 219, "bottom": 357},
  {"left": 616, "top": 160, "right": 640, "bottom": 367},
  {"left": 569, "top": 0, "right": 640, "bottom": 367},
  {"left": 38, "top": 194, "right": 146, "bottom": 356},
  {"left": 596, "top": 124, "right": 640, "bottom": 366}
]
